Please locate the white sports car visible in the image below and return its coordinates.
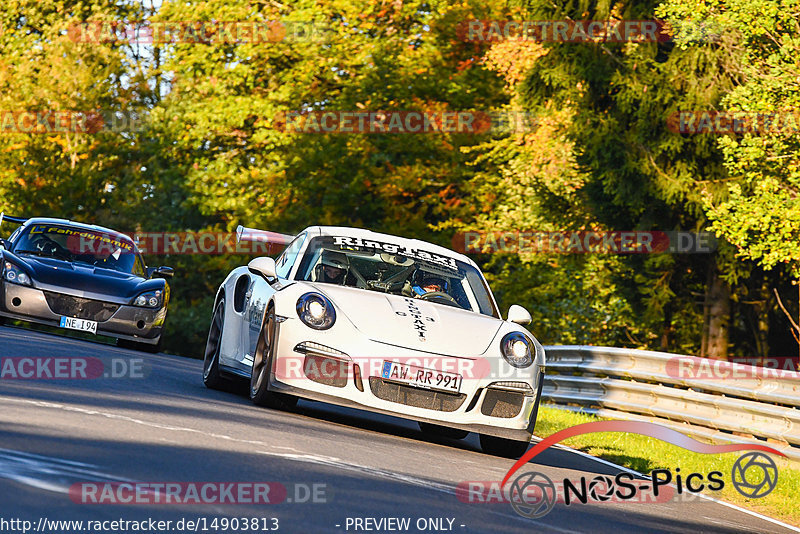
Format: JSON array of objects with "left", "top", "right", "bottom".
[{"left": 202, "top": 225, "right": 545, "bottom": 458}]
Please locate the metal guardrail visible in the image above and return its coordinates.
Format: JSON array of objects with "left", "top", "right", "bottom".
[{"left": 541, "top": 345, "right": 800, "bottom": 462}]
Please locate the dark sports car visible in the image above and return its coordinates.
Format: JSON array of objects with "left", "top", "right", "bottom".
[{"left": 0, "top": 215, "right": 173, "bottom": 352}]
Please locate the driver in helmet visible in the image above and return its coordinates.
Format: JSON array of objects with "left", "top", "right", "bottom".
[
  {"left": 317, "top": 251, "right": 349, "bottom": 285},
  {"left": 413, "top": 274, "right": 447, "bottom": 297}
]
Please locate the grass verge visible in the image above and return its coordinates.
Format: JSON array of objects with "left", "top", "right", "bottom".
[{"left": 533, "top": 405, "right": 800, "bottom": 527}]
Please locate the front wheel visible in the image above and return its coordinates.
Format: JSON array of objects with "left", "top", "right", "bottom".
[
  {"left": 203, "top": 298, "right": 230, "bottom": 390},
  {"left": 250, "top": 305, "right": 297, "bottom": 410},
  {"left": 479, "top": 434, "right": 530, "bottom": 459},
  {"left": 419, "top": 422, "right": 469, "bottom": 440}
]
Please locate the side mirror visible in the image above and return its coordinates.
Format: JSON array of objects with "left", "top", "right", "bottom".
[
  {"left": 248, "top": 256, "right": 277, "bottom": 281},
  {"left": 149, "top": 266, "right": 174, "bottom": 279},
  {"left": 507, "top": 304, "right": 532, "bottom": 325},
  {"left": 0, "top": 239, "right": 8, "bottom": 250}
]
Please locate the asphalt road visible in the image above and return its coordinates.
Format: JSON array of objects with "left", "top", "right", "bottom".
[{"left": 0, "top": 325, "right": 797, "bottom": 534}]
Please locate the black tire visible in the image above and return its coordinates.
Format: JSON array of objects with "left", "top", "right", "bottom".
[
  {"left": 419, "top": 422, "right": 469, "bottom": 440},
  {"left": 203, "top": 298, "right": 231, "bottom": 390},
  {"left": 479, "top": 434, "right": 530, "bottom": 459},
  {"left": 250, "top": 304, "right": 297, "bottom": 410},
  {"left": 116, "top": 337, "right": 161, "bottom": 354}
]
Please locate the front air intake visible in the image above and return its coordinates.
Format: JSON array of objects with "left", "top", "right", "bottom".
[{"left": 369, "top": 378, "right": 466, "bottom": 412}]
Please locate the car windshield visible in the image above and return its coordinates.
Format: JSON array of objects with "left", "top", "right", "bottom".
[
  {"left": 294, "top": 235, "right": 499, "bottom": 318},
  {"left": 13, "top": 223, "right": 143, "bottom": 275}
]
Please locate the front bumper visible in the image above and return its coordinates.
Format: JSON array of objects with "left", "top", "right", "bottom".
[
  {"left": 268, "top": 319, "right": 544, "bottom": 442},
  {"left": 0, "top": 283, "right": 165, "bottom": 344}
]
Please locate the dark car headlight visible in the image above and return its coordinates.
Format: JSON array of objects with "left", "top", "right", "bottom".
[
  {"left": 132, "top": 289, "right": 163, "bottom": 308},
  {"left": 3, "top": 261, "right": 32, "bottom": 286},
  {"left": 296, "top": 292, "right": 336, "bottom": 330},
  {"left": 500, "top": 332, "right": 533, "bottom": 368}
]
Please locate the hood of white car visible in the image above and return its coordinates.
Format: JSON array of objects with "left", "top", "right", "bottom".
[{"left": 310, "top": 284, "right": 503, "bottom": 358}]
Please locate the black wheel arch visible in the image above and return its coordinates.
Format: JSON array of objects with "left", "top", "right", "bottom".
[{"left": 233, "top": 274, "right": 250, "bottom": 313}]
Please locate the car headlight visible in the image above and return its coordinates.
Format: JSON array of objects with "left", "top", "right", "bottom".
[
  {"left": 3, "top": 261, "right": 32, "bottom": 286},
  {"left": 132, "top": 289, "right": 163, "bottom": 308},
  {"left": 296, "top": 292, "right": 336, "bottom": 330},
  {"left": 500, "top": 332, "right": 533, "bottom": 368}
]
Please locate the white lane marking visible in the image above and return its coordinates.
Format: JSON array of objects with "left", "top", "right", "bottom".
[
  {"left": 0, "top": 448, "right": 99, "bottom": 468},
  {"left": 260, "top": 452, "right": 456, "bottom": 494},
  {"left": 547, "top": 441, "right": 800, "bottom": 533},
  {"left": 4, "top": 393, "right": 796, "bottom": 533},
  {"left": 0, "top": 396, "right": 579, "bottom": 534},
  {"left": 252, "top": 452, "right": 579, "bottom": 533},
  {"left": 0, "top": 447, "right": 136, "bottom": 494}
]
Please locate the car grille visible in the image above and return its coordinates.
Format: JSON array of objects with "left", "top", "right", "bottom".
[
  {"left": 480, "top": 389, "right": 525, "bottom": 418},
  {"left": 43, "top": 291, "right": 119, "bottom": 322},
  {"left": 369, "top": 378, "right": 466, "bottom": 412},
  {"left": 303, "top": 354, "right": 348, "bottom": 388}
]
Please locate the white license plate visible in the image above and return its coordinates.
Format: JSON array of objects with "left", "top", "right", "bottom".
[
  {"left": 381, "top": 361, "right": 462, "bottom": 393},
  {"left": 59, "top": 316, "right": 97, "bottom": 334}
]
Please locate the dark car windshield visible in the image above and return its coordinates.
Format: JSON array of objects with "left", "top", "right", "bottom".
[
  {"left": 294, "top": 235, "right": 499, "bottom": 318},
  {"left": 13, "top": 224, "right": 144, "bottom": 276}
]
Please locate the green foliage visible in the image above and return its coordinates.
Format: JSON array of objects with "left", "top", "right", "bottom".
[
  {"left": 153, "top": 0, "right": 510, "bottom": 239},
  {"left": 484, "top": 253, "right": 641, "bottom": 346},
  {"left": 0, "top": 0, "right": 515, "bottom": 356},
  {"left": 1, "top": 0, "right": 797, "bottom": 360},
  {"left": 657, "top": 0, "right": 800, "bottom": 275},
  {"left": 449, "top": 0, "right": 741, "bottom": 353},
  {"left": 0, "top": 0, "right": 150, "bottom": 220}
]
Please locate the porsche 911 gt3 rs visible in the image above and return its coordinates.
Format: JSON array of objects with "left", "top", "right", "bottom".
[{"left": 203, "top": 225, "right": 545, "bottom": 458}]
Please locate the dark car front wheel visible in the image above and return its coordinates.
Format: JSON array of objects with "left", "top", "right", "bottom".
[{"left": 117, "top": 336, "right": 161, "bottom": 354}]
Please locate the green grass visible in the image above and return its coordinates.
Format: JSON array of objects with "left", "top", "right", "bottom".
[{"left": 533, "top": 406, "right": 800, "bottom": 527}]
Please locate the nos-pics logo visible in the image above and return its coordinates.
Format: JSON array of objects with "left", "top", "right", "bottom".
[{"left": 502, "top": 421, "right": 782, "bottom": 519}]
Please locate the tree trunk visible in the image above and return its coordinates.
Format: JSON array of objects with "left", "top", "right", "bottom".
[
  {"left": 703, "top": 257, "right": 730, "bottom": 360},
  {"left": 660, "top": 302, "right": 672, "bottom": 351},
  {"left": 752, "top": 273, "right": 770, "bottom": 358}
]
